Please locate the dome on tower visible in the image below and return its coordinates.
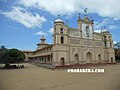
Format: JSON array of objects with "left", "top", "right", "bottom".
[{"left": 54, "top": 15, "right": 64, "bottom": 23}]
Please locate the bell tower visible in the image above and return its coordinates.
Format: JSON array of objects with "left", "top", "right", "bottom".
[
  {"left": 102, "top": 31, "right": 114, "bottom": 48},
  {"left": 53, "top": 15, "right": 68, "bottom": 45},
  {"left": 53, "top": 15, "right": 69, "bottom": 66},
  {"left": 78, "top": 9, "right": 94, "bottom": 39}
]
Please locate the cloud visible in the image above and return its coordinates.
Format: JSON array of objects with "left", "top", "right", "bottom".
[
  {"left": 94, "top": 18, "right": 112, "bottom": 29},
  {"left": 94, "top": 29, "right": 108, "bottom": 33},
  {"left": 1, "top": 6, "right": 47, "bottom": 28},
  {"left": 34, "top": 31, "right": 48, "bottom": 36},
  {"left": 19, "top": 0, "right": 120, "bottom": 19},
  {"left": 48, "top": 28, "right": 53, "bottom": 34},
  {"left": 113, "top": 41, "right": 117, "bottom": 44},
  {"left": 19, "top": 0, "right": 77, "bottom": 15},
  {"left": 94, "top": 18, "right": 120, "bottom": 31},
  {"left": 113, "top": 18, "right": 119, "bottom": 21},
  {"left": 35, "top": 27, "right": 53, "bottom": 37},
  {"left": 108, "top": 25, "right": 120, "bottom": 30},
  {"left": 94, "top": 29, "right": 101, "bottom": 33}
]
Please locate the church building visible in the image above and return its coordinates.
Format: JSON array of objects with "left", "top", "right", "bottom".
[{"left": 23, "top": 14, "right": 115, "bottom": 67}]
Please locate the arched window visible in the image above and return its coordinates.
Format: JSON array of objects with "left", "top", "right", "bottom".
[
  {"left": 60, "top": 28, "right": 64, "bottom": 34},
  {"left": 61, "top": 36, "right": 64, "bottom": 44},
  {"left": 98, "top": 54, "right": 101, "bottom": 62},
  {"left": 74, "top": 54, "right": 79, "bottom": 64},
  {"left": 86, "top": 26, "right": 90, "bottom": 37},
  {"left": 54, "top": 27, "right": 56, "bottom": 34},
  {"left": 108, "top": 36, "right": 111, "bottom": 40},
  {"left": 104, "top": 41, "right": 107, "bottom": 47},
  {"left": 104, "top": 36, "right": 106, "bottom": 40},
  {"left": 110, "top": 42, "right": 112, "bottom": 48}
]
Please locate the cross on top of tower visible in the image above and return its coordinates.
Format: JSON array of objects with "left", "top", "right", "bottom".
[
  {"left": 42, "top": 34, "right": 44, "bottom": 38},
  {"left": 40, "top": 34, "right": 46, "bottom": 44},
  {"left": 78, "top": 13, "right": 81, "bottom": 20},
  {"left": 84, "top": 8, "right": 88, "bottom": 16},
  {"left": 58, "top": 14, "right": 60, "bottom": 19},
  {"left": 54, "top": 14, "right": 64, "bottom": 23}
]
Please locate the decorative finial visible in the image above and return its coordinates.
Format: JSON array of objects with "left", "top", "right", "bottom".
[
  {"left": 103, "top": 26, "right": 108, "bottom": 32},
  {"left": 58, "top": 14, "right": 60, "bottom": 19},
  {"left": 104, "top": 26, "right": 105, "bottom": 29},
  {"left": 84, "top": 8, "right": 88, "bottom": 16},
  {"left": 40, "top": 34, "right": 46, "bottom": 44},
  {"left": 91, "top": 19, "right": 94, "bottom": 22},
  {"left": 90, "top": 16, "right": 94, "bottom": 22},
  {"left": 42, "top": 34, "right": 44, "bottom": 38}
]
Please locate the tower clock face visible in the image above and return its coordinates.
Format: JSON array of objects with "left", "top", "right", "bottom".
[{"left": 82, "top": 23, "right": 93, "bottom": 38}]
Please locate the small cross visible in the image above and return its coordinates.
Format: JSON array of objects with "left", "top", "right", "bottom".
[
  {"left": 78, "top": 13, "right": 81, "bottom": 19},
  {"left": 58, "top": 14, "right": 60, "bottom": 18},
  {"left": 84, "top": 8, "right": 88, "bottom": 15}
]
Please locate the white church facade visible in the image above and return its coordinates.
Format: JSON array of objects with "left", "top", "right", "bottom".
[{"left": 23, "top": 14, "right": 115, "bottom": 67}]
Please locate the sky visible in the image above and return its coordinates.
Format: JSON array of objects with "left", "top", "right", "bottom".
[{"left": 0, "top": 0, "right": 120, "bottom": 50}]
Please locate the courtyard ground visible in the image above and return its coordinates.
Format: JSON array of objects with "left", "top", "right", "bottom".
[{"left": 0, "top": 63, "right": 120, "bottom": 90}]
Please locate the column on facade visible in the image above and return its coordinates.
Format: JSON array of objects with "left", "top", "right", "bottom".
[
  {"left": 44, "top": 56, "right": 46, "bottom": 64},
  {"left": 39, "top": 57, "right": 40, "bottom": 61},
  {"left": 47, "top": 55, "right": 49, "bottom": 63},
  {"left": 39, "top": 56, "right": 41, "bottom": 62},
  {"left": 42, "top": 56, "right": 44, "bottom": 63},
  {"left": 50, "top": 55, "right": 52, "bottom": 64},
  {"left": 41, "top": 56, "right": 43, "bottom": 63}
]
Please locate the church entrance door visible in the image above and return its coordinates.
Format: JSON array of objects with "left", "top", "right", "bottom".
[
  {"left": 60, "top": 58, "right": 65, "bottom": 66},
  {"left": 86, "top": 52, "right": 92, "bottom": 63}
]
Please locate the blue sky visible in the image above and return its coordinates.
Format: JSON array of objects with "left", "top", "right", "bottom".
[{"left": 0, "top": 0, "right": 120, "bottom": 50}]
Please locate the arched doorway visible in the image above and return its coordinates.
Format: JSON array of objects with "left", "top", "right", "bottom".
[
  {"left": 86, "top": 52, "right": 92, "bottom": 63},
  {"left": 60, "top": 58, "right": 65, "bottom": 66},
  {"left": 98, "top": 54, "right": 101, "bottom": 62},
  {"left": 111, "top": 57, "right": 113, "bottom": 63},
  {"left": 74, "top": 54, "right": 79, "bottom": 64}
]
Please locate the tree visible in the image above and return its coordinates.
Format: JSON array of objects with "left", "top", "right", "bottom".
[
  {"left": 3, "top": 48, "right": 25, "bottom": 64},
  {"left": 0, "top": 45, "right": 9, "bottom": 63},
  {"left": 114, "top": 42, "right": 120, "bottom": 61},
  {"left": 114, "top": 42, "right": 120, "bottom": 49}
]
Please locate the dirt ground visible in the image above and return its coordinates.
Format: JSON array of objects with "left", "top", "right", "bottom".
[{"left": 0, "top": 63, "right": 120, "bottom": 90}]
